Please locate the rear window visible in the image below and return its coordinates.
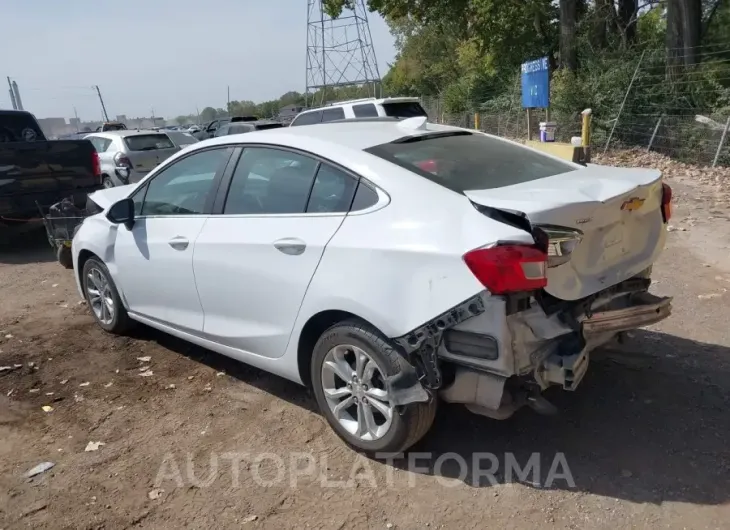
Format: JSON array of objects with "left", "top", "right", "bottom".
[
  {"left": 0, "top": 112, "right": 45, "bottom": 142},
  {"left": 365, "top": 132, "right": 576, "bottom": 193},
  {"left": 124, "top": 134, "right": 175, "bottom": 151},
  {"left": 254, "top": 123, "right": 284, "bottom": 131},
  {"left": 381, "top": 101, "right": 427, "bottom": 118}
]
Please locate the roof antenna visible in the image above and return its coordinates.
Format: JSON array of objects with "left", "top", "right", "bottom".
[{"left": 397, "top": 116, "right": 428, "bottom": 131}]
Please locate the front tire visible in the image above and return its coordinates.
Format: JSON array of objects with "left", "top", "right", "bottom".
[
  {"left": 310, "top": 320, "right": 436, "bottom": 454},
  {"left": 81, "top": 257, "right": 132, "bottom": 334}
]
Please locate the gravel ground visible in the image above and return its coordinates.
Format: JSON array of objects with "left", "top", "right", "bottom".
[{"left": 1, "top": 175, "right": 729, "bottom": 529}]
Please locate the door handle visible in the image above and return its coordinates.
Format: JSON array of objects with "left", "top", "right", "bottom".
[
  {"left": 168, "top": 236, "right": 189, "bottom": 250},
  {"left": 273, "top": 238, "right": 306, "bottom": 256}
]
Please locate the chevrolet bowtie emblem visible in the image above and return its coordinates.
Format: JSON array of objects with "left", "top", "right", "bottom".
[{"left": 621, "top": 197, "right": 645, "bottom": 212}]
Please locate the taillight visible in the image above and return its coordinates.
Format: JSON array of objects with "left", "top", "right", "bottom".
[
  {"left": 463, "top": 245, "right": 548, "bottom": 294},
  {"left": 113, "top": 152, "right": 133, "bottom": 169},
  {"left": 91, "top": 151, "right": 101, "bottom": 180},
  {"left": 415, "top": 159, "right": 438, "bottom": 173},
  {"left": 661, "top": 182, "right": 672, "bottom": 223}
]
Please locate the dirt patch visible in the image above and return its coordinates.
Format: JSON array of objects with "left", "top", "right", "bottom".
[{"left": 1, "top": 194, "right": 730, "bottom": 529}]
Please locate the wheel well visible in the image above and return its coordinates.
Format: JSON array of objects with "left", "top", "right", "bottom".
[
  {"left": 75, "top": 249, "right": 98, "bottom": 292},
  {"left": 297, "top": 309, "right": 362, "bottom": 387}
]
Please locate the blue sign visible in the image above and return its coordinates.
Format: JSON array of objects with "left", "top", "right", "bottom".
[{"left": 521, "top": 57, "right": 550, "bottom": 109}]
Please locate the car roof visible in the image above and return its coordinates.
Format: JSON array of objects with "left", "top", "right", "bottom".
[{"left": 197, "top": 118, "right": 455, "bottom": 151}]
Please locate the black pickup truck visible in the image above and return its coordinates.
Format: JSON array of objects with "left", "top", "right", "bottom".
[{"left": 0, "top": 110, "right": 101, "bottom": 227}]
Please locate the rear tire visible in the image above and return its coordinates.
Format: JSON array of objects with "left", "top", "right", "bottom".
[
  {"left": 81, "top": 257, "right": 132, "bottom": 334},
  {"left": 310, "top": 320, "right": 436, "bottom": 454},
  {"left": 102, "top": 176, "right": 114, "bottom": 188}
]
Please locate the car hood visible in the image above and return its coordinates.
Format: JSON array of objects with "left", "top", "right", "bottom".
[{"left": 87, "top": 184, "right": 136, "bottom": 211}]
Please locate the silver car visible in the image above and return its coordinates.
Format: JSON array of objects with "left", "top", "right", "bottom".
[{"left": 85, "top": 130, "right": 198, "bottom": 188}]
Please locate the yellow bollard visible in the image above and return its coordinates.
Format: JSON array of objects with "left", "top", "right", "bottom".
[
  {"left": 474, "top": 112, "right": 480, "bottom": 131},
  {"left": 581, "top": 108, "right": 592, "bottom": 147}
]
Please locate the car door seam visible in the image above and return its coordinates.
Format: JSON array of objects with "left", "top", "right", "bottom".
[
  {"left": 190, "top": 215, "right": 212, "bottom": 330},
  {"left": 280, "top": 214, "right": 349, "bottom": 356}
]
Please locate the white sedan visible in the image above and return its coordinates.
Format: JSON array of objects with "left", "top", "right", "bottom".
[{"left": 72, "top": 117, "right": 672, "bottom": 453}]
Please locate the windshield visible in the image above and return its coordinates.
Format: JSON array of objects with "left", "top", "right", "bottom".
[
  {"left": 124, "top": 134, "right": 175, "bottom": 151},
  {"left": 365, "top": 132, "right": 577, "bottom": 193}
]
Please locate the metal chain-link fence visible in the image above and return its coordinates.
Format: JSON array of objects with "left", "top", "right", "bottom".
[{"left": 416, "top": 43, "right": 730, "bottom": 168}]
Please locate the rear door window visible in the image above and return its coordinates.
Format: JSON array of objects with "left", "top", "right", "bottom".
[
  {"left": 365, "top": 132, "right": 576, "bottom": 193},
  {"left": 124, "top": 134, "right": 175, "bottom": 151},
  {"left": 381, "top": 101, "right": 428, "bottom": 118},
  {"left": 353, "top": 103, "right": 378, "bottom": 118},
  {"left": 306, "top": 164, "right": 357, "bottom": 213},
  {"left": 291, "top": 111, "right": 322, "bottom": 126},
  {"left": 321, "top": 107, "right": 346, "bottom": 122},
  {"left": 223, "top": 147, "right": 319, "bottom": 215}
]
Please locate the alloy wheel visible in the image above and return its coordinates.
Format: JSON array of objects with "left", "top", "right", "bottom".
[
  {"left": 85, "top": 266, "right": 115, "bottom": 325},
  {"left": 321, "top": 344, "right": 395, "bottom": 441}
]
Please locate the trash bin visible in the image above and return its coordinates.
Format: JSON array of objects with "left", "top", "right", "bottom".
[{"left": 539, "top": 122, "right": 556, "bottom": 142}]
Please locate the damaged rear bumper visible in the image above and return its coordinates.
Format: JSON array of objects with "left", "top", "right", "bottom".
[
  {"left": 438, "top": 289, "right": 672, "bottom": 419},
  {"left": 581, "top": 292, "right": 672, "bottom": 335}
]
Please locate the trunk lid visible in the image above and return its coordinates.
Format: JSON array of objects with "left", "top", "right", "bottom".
[
  {"left": 464, "top": 165, "right": 667, "bottom": 301},
  {"left": 123, "top": 134, "right": 178, "bottom": 174}
]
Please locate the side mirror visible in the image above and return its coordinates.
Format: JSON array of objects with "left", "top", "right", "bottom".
[{"left": 107, "top": 198, "right": 135, "bottom": 229}]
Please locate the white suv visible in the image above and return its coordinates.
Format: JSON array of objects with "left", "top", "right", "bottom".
[{"left": 289, "top": 97, "right": 428, "bottom": 127}]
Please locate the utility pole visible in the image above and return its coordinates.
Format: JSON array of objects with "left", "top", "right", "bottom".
[
  {"left": 196, "top": 106, "right": 201, "bottom": 125},
  {"left": 73, "top": 106, "right": 80, "bottom": 132},
  {"left": 151, "top": 108, "right": 156, "bottom": 127},
  {"left": 94, "top": 85, "right": 109, "bottom": 122},
  {"left": 227, "top": 86, "right": 230, "bottom": 115},
  {"left": 7, "top": 77, "right": 17, "bottom": 110}
]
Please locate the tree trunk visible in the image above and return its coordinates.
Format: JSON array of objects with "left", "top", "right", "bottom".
[
  {"left": 591, "top": 0, "right": 608, "bottom": 48},
  {"left": 679, "top": 0, "right": 702, "bottom": 65},
  {"left": 666, "top": 0, "right": 684, "bottom": 79},
  {"left": 559, "top": 0, "right": 578, "bottom": 71},
  {"left": 618, "top": 0, "right": 638, "bottom": 45}
]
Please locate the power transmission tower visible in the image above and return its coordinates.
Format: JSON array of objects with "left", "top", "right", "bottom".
[
  {"left": 305, "top": 0, "right": 381, "bottom": 108},
  {"left": 94, "top": 85, "right": 110, "bottom": 122}
]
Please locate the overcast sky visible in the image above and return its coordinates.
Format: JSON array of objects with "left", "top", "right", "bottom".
[{"left": 1, "top": 0, "right": 395, "bottom": 121}]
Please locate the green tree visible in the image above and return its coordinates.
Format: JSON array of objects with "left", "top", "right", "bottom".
[{"left": 200, "top": 107, "right": 217, "bottom": 122}]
